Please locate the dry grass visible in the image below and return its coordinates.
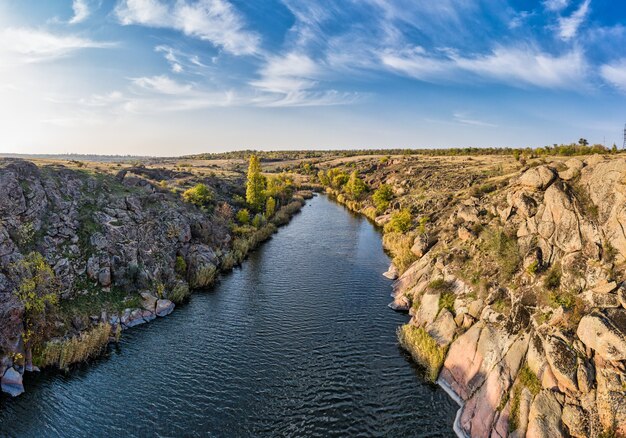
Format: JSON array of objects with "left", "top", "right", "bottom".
[
  {"left": 397, "top": 324, "right": 447, "bottom": 382},
  {"left": 383, "top": 232, "right": 417, "bottom": 274},
  {"left": 35, "top": 323, "right": 111, "bottom": 370}
]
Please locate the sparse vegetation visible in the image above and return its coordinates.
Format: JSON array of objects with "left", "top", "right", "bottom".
[
  {"left": 372, "top": 184, "right": 394, "bottom": 213},
  {"left": 398, "top": 324, "right": 447, "bottom": 382},
  {"left": 543, "top": 264, "right": 562, "bottom": 290},
  {"left": 483, "top": 228, "right": 520, "bottom": 281},
  {"left": 35, "top": 323, "right": 111, "bottom": 370},
  {"left": 384, "top": 209, "right": 413, "bottom": 233},
  {"left": 182, "top": 183, "right": 213, "bottom": 208},
  {"left": 382, "top": 232, "right": 416, "bottom": 274}
]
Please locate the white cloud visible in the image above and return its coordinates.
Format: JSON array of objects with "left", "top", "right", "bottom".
[
  {"left": 454, "top": 46, "right": 588, "bottom": 89},
  {"left": 0, "top": 27, "right": 114, "bottom": 62},
  {"left": 115, "top": 0, "right": 260, "bottom": 56},
  {"left": 69, "top": 0, "right": 90, "bottom": 24},
  {"left": 380, "top": 46, "right": 450, "bottom": 82},
  {"left": 453, "top": 112, "right": 497, "bottom": 128},
  {"left": 381, "top": 45, "right": 588, "bottom": 90},
  {"left": 251, "top": 53, "right": 320, "bottom": 94},
  {"left": 600, "top": 60, "right": 626, "bottom": 92},
  {"left": 543, "top": 0, "right": 569, "bottom": 12},
  {"left": 131, "top": 75, "right": 194, "bottom": 95},
  {"left": 558, "top": 0, "right": 591, "bottom": 40},
  {"left": 249, "top": 52, "right": 356, "bottom": 106}
]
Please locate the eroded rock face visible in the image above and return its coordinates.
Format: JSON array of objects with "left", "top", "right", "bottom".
[
  {"left": 527, "top": 390, "right": 564, "bottom": 438},
  {"left": 577, "top": 309, "right": 626, "bottom": 362}
]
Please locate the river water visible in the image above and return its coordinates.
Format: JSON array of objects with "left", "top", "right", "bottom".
[{"left": 0, "top": 195, "right": 457, "bottom": 437}]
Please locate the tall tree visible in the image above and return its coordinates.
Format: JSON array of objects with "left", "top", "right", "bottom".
[{"left": 246, "top": 155, "right": 266, "bottom": 212}]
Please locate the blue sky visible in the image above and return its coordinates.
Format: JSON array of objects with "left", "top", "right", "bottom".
[{"left": 0, "top": 0, "right": 625, "bottom": 155}]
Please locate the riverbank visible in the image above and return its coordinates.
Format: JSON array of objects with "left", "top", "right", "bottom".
[
  {"left": 0, "top": 157, "right": 311, "bottom": 397},
  {"left": 306, "top": 154, "right": 626, "bottom": 437},
  {"left": 0, "top": 193, "right": 457, "bottom": 437}
]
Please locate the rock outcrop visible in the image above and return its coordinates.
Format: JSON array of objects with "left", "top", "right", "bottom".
[{"left": 325, "top": 154, "right": 626, "bottom": 437}]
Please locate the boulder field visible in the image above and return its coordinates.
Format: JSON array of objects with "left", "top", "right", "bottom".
[{"left": 385, "top": 157, "right": 626, "bottom": 437}]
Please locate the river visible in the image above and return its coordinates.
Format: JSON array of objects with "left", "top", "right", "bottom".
[{"left": 0, "top": 195, "right": 457, "bottom": 437}]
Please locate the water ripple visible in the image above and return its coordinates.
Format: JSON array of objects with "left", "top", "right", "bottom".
[{"left": 0, "top": 195, "right": 456, "bottom": 437}]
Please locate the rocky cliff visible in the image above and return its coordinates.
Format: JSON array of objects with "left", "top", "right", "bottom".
[
  {"left": 0, "top": 158, "right": 304, "bottom": 397},
  {"left": 310, "top": 154, "right": 626, "bottom": 437}
]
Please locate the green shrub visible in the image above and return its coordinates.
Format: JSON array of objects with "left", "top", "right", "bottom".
[
  {"left": 13, "top": 252, "right": 59, "bottom": 348},
  {"left": 252, "top": 213, "right": 266, "bottom": 229},
  {"left": 384, "top": 209, "right": 413, "bottom": 233},
  {"left": 344, "top": 170, "right": 368, "bottom": 200},
  {"left": 175, "top": 256, "right": 187, "bottom": 276},
  {"left": 543, "top": 264, "right": 561, "bottom": 290},
  {"left": 236, "top": 209, "right": 250, "bottom": 225},
  {"left": 397, "top": 324, "right": 447, "bottom": 382},
  {"left": 169, "top": 282, "right": 191, "bottom": 304},
  {"left": 372, "top": 184, "right": 394, "bottom": 213},
  {"left": 182, "top": 183, "right": 213, "bottom": 207}
]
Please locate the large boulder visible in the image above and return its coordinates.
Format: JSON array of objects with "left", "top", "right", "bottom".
[
  {"left": 519, "top": 166, "right": 556, "bottom": 190},
  {"left": 543, "top": 335, "right": 578, "bottom": 393},
  {"left": 1, "top": 367, "right": 24, "bottom": 397},
  {"left": 576, "top": 309, "right": 626, "bottom": 361},
  {"left": 426, "top": 309, "right": 456, "bottom": 346},
  {"left": 595, "top": 358, "right": 626, "bottom": 435},
  {"left": 414, "top": 292, "right": 440, "bottom": 327},
  {"left": 156, "top": 299, "right": 175, "bottom": 317},
  {"left": 526, "top": 390, "right": 564, "bottom": 438}
]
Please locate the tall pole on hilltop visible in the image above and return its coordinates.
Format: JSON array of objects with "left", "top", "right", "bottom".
[{"left": 623, "top": 123, "right": 626, "bottom": 150}]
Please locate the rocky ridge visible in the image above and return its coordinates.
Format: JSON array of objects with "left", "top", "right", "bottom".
[
  {"left": 309, "top": 154, "right": 626, "bottom": 437},
  {"left": 0, "top": 158, "right": 305, "bottom": 397}
]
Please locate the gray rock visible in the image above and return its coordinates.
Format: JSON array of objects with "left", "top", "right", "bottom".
[
  {"left": 156, "top": 299, "right": 175, "bottom": 317},
  {"left": 577, "top": 309, "right": 626, "bottom": 361},
  {"left": 1, "top": 367, "right": 24, "bottom": 397}
]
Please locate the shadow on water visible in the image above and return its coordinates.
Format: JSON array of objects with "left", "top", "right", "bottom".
[{"left": 0, "top": 194, "right": 457, "bottom": 438}]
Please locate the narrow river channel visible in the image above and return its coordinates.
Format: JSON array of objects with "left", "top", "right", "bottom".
[{"left": 0, "top": 195, "right": 457, "bottom": 437}]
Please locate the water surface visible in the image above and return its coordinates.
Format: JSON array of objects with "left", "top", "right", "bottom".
[{"left": 0, "top": 195, "right": 456, "bottom": 437}]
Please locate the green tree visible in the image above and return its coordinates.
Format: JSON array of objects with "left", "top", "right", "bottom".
[
  {"left": 344, "top": 171, "right": 368, "bottom": 200},
  {"left": 252, "top": 213, "right": 265, "bottom": 228},
  {"left": 317, "top": 170, "right": 330, "bottom": 186},
  {"left": 246, "top": 155, "right": 266, "bottom": 212},
  {"left": 182, "top": 183, "right": 213, "bottom": 207},
  {"left": 372, "top": 184, "right": 394, "bottom": 213},
  {"left": 13, "top": 252, "right": 59, "bottom": 351},
  {"left": 265, "top": 196, "right": 276, "bottom": 218}
]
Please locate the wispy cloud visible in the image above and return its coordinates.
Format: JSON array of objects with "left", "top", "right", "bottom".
[
  {"left": 0, "top": 27, "right": 114, "bottom": 62},
  {"left": 600, "top": 60, "right": 626, "bottom": 93},
  {"left": 250, "top": 52, "right": 357, "bottom": 106},
  {"left": 115, "top": 0, "right": 260, "bottom": 56},
  {"left": 543, "top": 0, "right": 569, "bottom": 12},
  {"left": 453, "top": 112, "right": 497, "bottom": 127},
  {"left": 557, "top": 0, "right": 591, "bottom": 40},
  {"left": 69, "top": 0, "right": 90, "bottom": 24},
  {"left": 381, "top": 45, "right": 588, "bottom": 90},
  {"left": 454, "top": 46, "right": 588, "bottom": 89}
]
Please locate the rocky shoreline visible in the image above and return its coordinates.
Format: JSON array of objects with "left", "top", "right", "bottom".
[
  {"left": 314, "top": 154, "right": 626, "bottom": 437},
  {"left": 0, "top": 158, "right": 309, "bottom": 398}
]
